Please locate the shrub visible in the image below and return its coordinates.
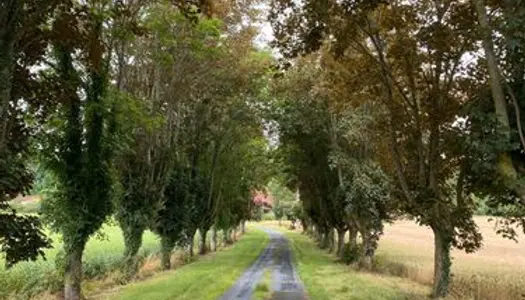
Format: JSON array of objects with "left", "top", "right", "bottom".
[
  {"left": 341, "top": 243, "right": 362, "bottom": 265},
  {"left": 261, "top": 212, "right": 276, "bottom": 221}
]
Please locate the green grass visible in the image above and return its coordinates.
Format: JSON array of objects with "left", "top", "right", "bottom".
[
  {"left": 252, "top": 269, "right": 272, "bottom": 300},
  {"left": 281, "top": 229, "right": 430, "bottom": 300},
  {"left": 0, "top": 223, "right": 160, "bottom": 299},
  {"left": 8, "top": 200, "right": 41, "bottom": 214},
  {"left": 113, "top": 229, "right": 269, "bottom": 300}
]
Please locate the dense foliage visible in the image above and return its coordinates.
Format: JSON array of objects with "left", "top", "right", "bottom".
[
  {"left": 2, "top": 1, "right": 271, "bottom": 299},
  {"left": 269, "top": 0, "right": 525, "bottom": 297},
  {"left": 2, "top": 1, "right": 525, "bottom": 299}
]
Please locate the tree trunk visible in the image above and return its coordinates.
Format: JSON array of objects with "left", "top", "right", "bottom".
[
  {"left": 300, "top": 218, "right": 308, "bottom": 234},
  {"left": 336, "top": 228, "right": 346, "bottom": 258},
  {"left": 232, "top": 227, "right": 237, "bottom": 242},
  {"left": 320, "top": 228, "right": 330, "bottom": 249},
  {"left": 328, "top": 228, "right": 335, "bottom": 253},
  {"left": 122, "top": 226, "right": 145, "bottom": 280},
  {"left": 0, "top": 3, "right": 18, "bottom": 132},
  {"left": 199, "top": 229, "right": 208, "bottom": 255},
  {"left": 188, "top": 231, "right": 195, "bottom": 257},
  {"left": 64, "top": 243, "right": 85, "bottom": 300},
  {"left": 473, "top": 0, "right": 510, "bottom": 134},
  {"left": 160, "top": 236, "right": 173, "bottom": 270},
  {"left": 472, "top": 0, "right": 525, "bottom": 197},
  {"left": 359, "top": 230, "right": 374, "bottom": 270},
  {"left": 348, "top": 227, "right": 358, "bottom": 248},
  {"left": 431, "top": 227, "right": 452, "bottom": 298},
  {"left": 240, "top": 221, "right": 246, "bottom": 234},
  {"left": 211, "top": 225, "right": 217, "bottom": 251},
  {"left": 223, "top": 228, "right": 232, "bottom": 245},
  {"left": 315, "top": 226, "right": 323, "bottom": 244}
]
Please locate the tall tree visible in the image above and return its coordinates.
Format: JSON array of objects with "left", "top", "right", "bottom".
[{"left": 41, "top": 2, "right": 123, "bottom": 298}]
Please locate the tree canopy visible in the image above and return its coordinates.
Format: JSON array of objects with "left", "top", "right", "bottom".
[{"left": 1, "top": 1, "right": 525, "bottom": 299}]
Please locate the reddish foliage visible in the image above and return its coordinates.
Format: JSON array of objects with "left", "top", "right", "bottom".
[{"left": 252, "top": 190, "right": 273, "bottom": 208}]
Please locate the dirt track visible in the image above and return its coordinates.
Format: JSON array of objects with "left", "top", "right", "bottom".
[{"left": 218, "top": 228, "right": 306, "bottom": 300}]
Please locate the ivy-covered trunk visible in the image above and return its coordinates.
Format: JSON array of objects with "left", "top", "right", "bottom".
[
  {"left": 64, "top": 242, "right": 86, "bottom": 300},
  {"left": 431, "top": 227, "right": 452, "bottom": 298},
  {"left": 328, "top": 228, "right": 335, "bottom": 253},
  {"left": 314, "top": 226, "right": 322, "bottom": 245},
  {"left": 199, "top": 229, "right": 208, "bottom": 255},
  {"left": 223, "top": 228, "right": 232, "bottom": 245},
  {"left": 359, "top": 230, "right": 374, "bottom": 270},
  {"left": 320, "top": 228, "right": 330, "bottom": 249},
  {"left": 160, "top": 236, "right": 173, "bottom": 270},
  {"left": 336, "top": 228, "right": 346, "bottom": 258},
  {"left": 122, "top": 225, "right": 145, "bottom": 280},
  {"left": 52, "top": 17, "right": 114, "bottom": 298},
  {"left": 188, "top": 230, "right": 196, "bottom": 257},
  {"left": 211, "top": 225, "right": 217, "bottom": 251},
  {"left": 240, "top": 221, "right": 246, "bottom": 234}
]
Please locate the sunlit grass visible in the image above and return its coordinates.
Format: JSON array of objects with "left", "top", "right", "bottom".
[
  {"left": 112, "top": 229, "right": 268, "bottom": 300},
  {"left": 252, "top": 269, "right": 272, "bottom": 300},
  {"left": 277, "top": 226, "right": 429, "bottom": 300},
  {"left": 262, "top": 218, "right": 525, "bottom": 300}
]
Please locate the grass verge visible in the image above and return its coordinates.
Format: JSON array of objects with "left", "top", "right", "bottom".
[
  {"left": 111, "top": 229, "right": 268, "bottom": 300},
  {"left": 280, "top": 227, "right": 430, "bottom": 300},
  {"left": 0, "top": 223, "right": 233, "bottom": 300}
]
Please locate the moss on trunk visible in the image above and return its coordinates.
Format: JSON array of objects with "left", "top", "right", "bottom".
[
  {"left": 122, "top": 225, "right": 145, "bottom": 280},
  {"left": 64, "top": 242, "right": 85, "bottom": 300},
  {"left": 431, "top": 227, "right": 452, "bottom": 298}
]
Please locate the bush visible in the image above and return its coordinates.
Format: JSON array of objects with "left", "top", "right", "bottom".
[
  {"left": 341, "top": 243, "right": 362, "bottom": 265},
  {"left": 261, "top": 212, "right": 276, "bottom": 221}
]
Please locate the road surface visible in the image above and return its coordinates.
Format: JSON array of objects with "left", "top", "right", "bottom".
[{"left": 219, "top": 228, "right": 306, "bottom": 300}]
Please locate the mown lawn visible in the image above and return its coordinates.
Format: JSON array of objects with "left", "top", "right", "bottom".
[
  {"left": 112, "top": 229, "right": 268, "bottom": 300},
  {"left": 281, "top": 228, "right": 430, "bottom": 300}
]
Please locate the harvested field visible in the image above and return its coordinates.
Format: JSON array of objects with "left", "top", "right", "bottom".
[{"left": 377, "top": 217, "right": 525, "bottom": 300}]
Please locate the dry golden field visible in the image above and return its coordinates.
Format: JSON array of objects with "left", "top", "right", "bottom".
[{"left": 377, "top": 217, "right": 525, "bottom": 300}]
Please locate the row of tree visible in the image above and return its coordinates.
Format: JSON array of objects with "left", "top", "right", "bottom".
[
  {"left": 268, "top": 0, "right": 525, "bottom": 298},
  {"left": 1, "top": 1, "right": 271, "bottom": 299}
]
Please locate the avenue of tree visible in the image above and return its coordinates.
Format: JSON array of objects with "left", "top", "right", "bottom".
[{"left": 1, "top": 1, "right": 525, "bottom": 300}]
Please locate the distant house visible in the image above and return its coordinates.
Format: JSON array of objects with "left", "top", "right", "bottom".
[{"left": 252, "top": 190, "right": 273, "bottom": 212}]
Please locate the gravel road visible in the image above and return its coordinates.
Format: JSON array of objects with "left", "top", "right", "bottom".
[{"left": 218, "top": 228, "right": 306, "bottom": 300}]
